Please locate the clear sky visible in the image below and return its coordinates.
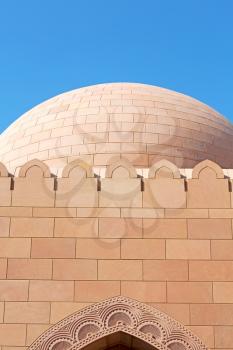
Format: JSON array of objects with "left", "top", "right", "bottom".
[{"left": 0, "top": 0, "right": 233, "bottom": 133}]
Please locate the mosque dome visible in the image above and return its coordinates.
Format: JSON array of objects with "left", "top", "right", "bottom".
[{"left": 0, "top": 82, "right": 233, "bottom": 174}]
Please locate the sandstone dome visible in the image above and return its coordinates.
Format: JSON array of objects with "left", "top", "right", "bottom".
[{"left": 0, "top": 82, "right": 233, "bottom": 174}]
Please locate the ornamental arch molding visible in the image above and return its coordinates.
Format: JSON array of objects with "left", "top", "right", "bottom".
[{"left": 28, "top": 297, "right": 207, "bottom": 350}]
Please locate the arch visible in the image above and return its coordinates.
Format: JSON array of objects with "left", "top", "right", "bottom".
[
  {"left": 148, "top": 160, "right": 181, "bottom": 179},
  {"left": 18, "top": 159, "right": 51, "bottom": 178},
  {"left": 192, "top": 159, "right": 224, "bottom": 179},
  {"left": 62, "top": 159, "right": 94, "bottom": 178},
  {"left": 106, "top": 160, "right": 137, "bottom": 178},
  {"left": 28, "top": 297, "right": 207, "bottom": 350}
]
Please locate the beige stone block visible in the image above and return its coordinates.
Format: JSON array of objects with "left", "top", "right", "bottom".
[
  {"left": 121, "top": 208, "right": 164, "bottom": 218},
  {"left": 99, "top": 179, "right": 142, "bottom": 208},
  {"left": 0, "top": 238, "right": 31, "bottom": 258},
  {"left": 124, "top": 153, "right": 148, "bottom": 167},
  {"left": 49, "top": 146, "right": 71, "bottom": 159},
  {"left": 121, "top": 142, "right": 146, "bottom": 153},
  {"left": 4, "top": 302, "right": 50, "bottom": 323},
  {"left": 99, "top": 218, "right": 142, "bottom": 238},
  {"left": 209, "top": 209, "right": 233, "bottom": 218},
  {"left": 0, "top": 324, "right": 26, "bottom": 346},
  {"left": 151, "top": 303, "right": 189, "bottom": 325},
  {"left": 98, "top": 260, "right": 142, "bottom": 280},
  {"left": 165, "top": 209, "right": 208, "bottom": 218},
  {"left": 122, "top": 281, "right": 166, "bottom": 302},
  {"left": 51, "top": 126, "right": 73, "bottom": 138},
  {"left": 215, "top": 326, "right": 233, "bottom": 348},
  {"left": 95, "top": 142, "right": 120, "bottom": 153},
  {"left": 0, "top": 178, "right": 11, "bottom": 206},
  {"left": 94, "top": 153, "right": 121, "bottom": 166},
  {"left": 33, "top": 207, "right": 76, "bottom": 218},
  {"left": 144, "top": 260, "right": 188, "bottom": 281},
  {"left": 41, "top": 119, "right": 63, "bottom": 130},
  {"left": 0, "top": 207, "right": 32, "bottom": 217},
  {"left": 167, "top": 282, "right": 212, "bottom": 303},
  {"left": 187, "top": 326, "right": 214, "bottom": 348},
  {"left": 0, "top": 218, "right": 10, "bottom": 237},
  {"left": 211, "top": 240, "right": 233, "bottom": 260},
  {"left": 158, "top": 134, "right": 183, "bottom": 147},
  {"left": 13, "top": 177, "right": 54, "bottom": 207},
  {"left": 31, "top": 238, "right": 75, "bottom": 258},
  {"left": 53, "top": 259, "right": 97, "bottom": 280},
  {"left": 0, "top": 259, "right": 7, "bottom": 278},
  {"left": 10, "top": 218, "right": 54, "bottom": 237},
  {"left": 0, "top": 280, "right": 28, "bottom": 301},
  {"left": 188, "top": 218, "right": 232, "bottom": 239},
  {"left": 190, "top": 304, "right": 233, "bottom": 325},
  {"left": 31, "top": 130, "right": 50, "bottom": 143},
  {"left": 166, "top": 239, "right": 210, "bottom": 259},
  {"left": 60, "top": 134, "right": 83, "bottom": 147},
  {"left": 76, "top": 239, "right": 120, "bottom": 259},
  {"left": 108, "top": 131, "right": 133, "bottom": 143},
  {"left": 50, "top": 302, "right": 91, "bottom": 323},
  {"left": 7, "top": 259, "right": 52, "bottom": 279},
  {"left": 143, "top": 179, "right": 186, "bottom": 208},
  {"left": 2, "top": 347, "right": 27, "bottom": 350},
  {"left": 213, "top": 282, "right": 233, "bottom": 303},
  {"left": 54, "top": 218, "right": 98, "bottom": 237},
  {"left": 26, "top": 324, "right": 50, "bottom": 346},
  {"left": 187, "top": 175, "right": 230, "bottom": 208},
  {"left": 134, "top": 132, "right": 159, "bottom": 145},
  {"left": 77, "top": 207, "right": 120, "bottom": 218},
  {"left": 179, "top": 119, "right": 200, "bottom": 131},
  {"left": 49, "top": 104, "right": 69, "bottom": 114},
  {"left": 29, "top": 280, "right": 74, "bottom": 301},
  {"left": 56, "top": 178, "right": 98, "bottom": 207},
  {"left": 143, "top": 218, "right": 187, "bottom": 238},
  {"left": 121, "top": 239, "right": 165, "bottom": 259},
  {"left": 75, "top": 281, "right": 120, "bottom": 302},
  {"left": 189, "top": 261, "right": 233, "bottom": 281}
]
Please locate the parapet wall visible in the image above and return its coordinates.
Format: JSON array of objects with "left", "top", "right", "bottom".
[
  {"left": 0, "top": 157, "right": 232, "bottom": 210},
  {"left": 1, "top": 158, "right": 233, "bottom": 350}
]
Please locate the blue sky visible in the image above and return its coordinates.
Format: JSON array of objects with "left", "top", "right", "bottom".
[{"left": 0, "top": 0, "right": 233, "bottom": 132}]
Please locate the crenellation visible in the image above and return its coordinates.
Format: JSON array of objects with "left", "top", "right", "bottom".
[{"left": 2, "top": 158, "right": 233, "bottom": 205}]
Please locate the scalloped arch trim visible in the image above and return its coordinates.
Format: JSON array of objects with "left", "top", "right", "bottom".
[
  {"left": 192, "top": 159, "right": 224, "bottom": 179},
  {"left": 28, "top": 297, "right": 207, "bottom": 350},
  {"left": 62, "top": 159, "right": 94, "bottom": 178},
  {"left": 18, "top": 159, "right": 51, "bottom": 178},
  {"left": 106, "top": 160, "right": 137, "bottom": 178},
  {"left": 148, "top": 160, "right": 181, "bottom": 179}
]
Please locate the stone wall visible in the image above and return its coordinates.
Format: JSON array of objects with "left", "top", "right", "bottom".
[{"left": 0, "top": 157, "right": 233, "bottom": 350}]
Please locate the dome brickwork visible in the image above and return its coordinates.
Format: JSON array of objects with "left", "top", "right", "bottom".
[{"left": 0, "top": 83, "right": 233, "bottom": 174}]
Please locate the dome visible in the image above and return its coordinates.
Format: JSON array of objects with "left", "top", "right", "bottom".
[{"left": 1, "top": 82, "right": 233, "bottom": 174}]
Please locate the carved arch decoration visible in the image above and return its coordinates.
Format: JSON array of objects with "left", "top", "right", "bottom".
[
  {"left": 148, "top": 160, "right": 181, "bottom": 179},
  {"left": 18, "top": 159, "right": 51, "bottom": 178},
  {"left": 62, "top": 159, "right": 94, "bottom": 178},
  {"left": 105, "top": 159, "right": 137, "bottom": 178},
  {"left": 192, "top": 159, "right": 224, "bottom": 179},
  {"left": 28, "top": 296, "right": 207, "bottom": 350}
]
